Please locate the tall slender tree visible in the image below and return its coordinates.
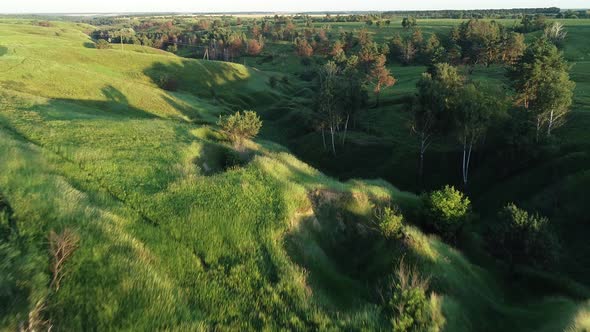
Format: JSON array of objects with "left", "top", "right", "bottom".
[{"left": 510, "top": 38, "right": 575, "bottom": 140}]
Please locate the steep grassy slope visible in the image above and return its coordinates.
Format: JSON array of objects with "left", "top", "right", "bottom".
[{"left": 0, "top": 20, "right": 588, "bottom": 331}]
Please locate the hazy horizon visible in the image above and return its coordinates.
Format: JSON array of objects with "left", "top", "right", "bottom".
[{"left": 0, "top": 0, "right": 588, "bottom": 14}]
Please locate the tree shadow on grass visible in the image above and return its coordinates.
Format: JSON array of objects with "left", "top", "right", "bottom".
[
  {"left": 21, "top": 85, "right": 157, "bottom": 121},
  {"left": 0, "top": 46, "right": 8, "bottom": 57},
  {"left": 143, "top": 60, "right": 279, "bottom": 111}
]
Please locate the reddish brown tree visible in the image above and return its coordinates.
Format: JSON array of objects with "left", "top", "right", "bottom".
[
  {"left": 296, "top": 38, "right": 314, "bottom": 57},
  {"left": 369, "top": 55, "right": 396, "bottom": 105},
  {"left": 247, "top": 39, "right": 263, "bottom": 56}
]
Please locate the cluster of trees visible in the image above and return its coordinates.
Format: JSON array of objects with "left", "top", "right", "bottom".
[
  {"left": 311, "top": 29, "right": 398, "bottom": 154},
  {"left": 419, "top": 185, "right": 560, "bottom": 269},
  {"left": 556, "top": 9, "right": 590, "bottom": 19},
  {"left": 409, "top": 35, "right": 573, "bottom": 185},
  {"left": 389, "top": 29, "right": 443, "bottom": 66},
  {"left": 489, "top": 203, "right": 559, "bottom": 268},
  {"left": 410, "top": 63, "right": 506, "bottom": 185},
  {"left": 382, "top": 7, "right": 560, "bottom": 19},
  {"left": 516, "top": 14, "right": 548, "bottom": 33},
  {"left": 387, "top": 20, "right": 527, "bottom": 67}
]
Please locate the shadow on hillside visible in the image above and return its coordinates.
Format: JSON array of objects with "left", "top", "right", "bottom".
[
  {"left": 143, "top": 60, "right": 280, "bottom": 114},
  {"left": 0, "top": 46, "right": 7, "bottom": 57},
  {"left": 101, "top": 85, "right": 128, "bottom": 105},
  {"left": 20, "top": 86, "right": 157, "bottom": 121}
]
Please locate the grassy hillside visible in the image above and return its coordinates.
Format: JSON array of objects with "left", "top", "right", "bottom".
[{"left": 1, "top": 19, "right": 589, "bottom": 331}]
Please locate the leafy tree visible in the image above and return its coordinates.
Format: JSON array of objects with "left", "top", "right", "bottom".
[
  {"left": 510, "top": 38, "right": 575, "bottom": 140},
  {"left": 401, "top": 17, "right": 417, "bottom": 29},
  {"left": 454, "top": 83, "right": 505, "bottom": 185},
  {"left": 246, "top": 39, "right": 263, "bottom": 56},
  {"left": 409, "top": 64, "right": 462, "bottom": 181},
  {"left": 315, "top": 61, "right": 341, "bottom": 154},
  {"left": 422, "top": 185, "right": 471, "bottom": 241},
  {"left": 340, "top": 55, "right": 367, "bottom": 143},
  {"left": 218, "top": 111, "right": 263, "bottom": 149},
  {"left": 490, "top": 203, "right": 559, "bottom": 268},
  {"left": 368, "top": 54, "right": 396, "bottom": 106},
  {"left": 500, "top": 32, "right": 525, "bottom": 65},
  {"left": 391, "top": 35, "right": 417, "bottom": 65},
  {"left": 295, "top": 38, "right": 313, "bottom": 57}
]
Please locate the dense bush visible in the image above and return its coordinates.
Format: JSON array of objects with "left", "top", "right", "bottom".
[
  {"left": 375, "top": 206, "right": 405, "bottom": 240},
  {"left": 95, "top": 39, "right": 111, "bottom": 49},
  {"left": 218, "top": 111, "right": 262, "bottom": 149},
  {"left": 422, "top": 185, "right": 471, "bottom": 241},
  {"left": 384, "top": 261, "right": 441, "bottom": 332},
  {"left": 489, "top": 203, "right": 559, "bottom": 267},
  {"left": 157, "top": 74, "right": 179, "bottom": 91}
]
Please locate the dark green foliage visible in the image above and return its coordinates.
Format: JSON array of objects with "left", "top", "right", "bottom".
[
  {"left": 510, "top": 37, "right": 575, "bottom": 139},
  {"left": 269, "top": 75, "right": 278, "bottom": 88},
  {"left": 402, "top": 17, "right": 418, "bottom": 29},
  {"left": 422, "top": 186, "right": 471, "bottom": 241},
  {"left": 218, "top": 110, "right": 263, "bottom": 149},
  {"left": 95, "top": 39, "right": 111, "bottom": 49},
  {"left": 157, "top": 74, "right": 179, "bottom": 91},
  {"left": 489, "top": 203, "right": 560, "bottom": 267}
]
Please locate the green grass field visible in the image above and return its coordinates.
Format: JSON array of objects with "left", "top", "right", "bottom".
[{"left": 1, "top": 18, "right": 589, "bottom": 331}]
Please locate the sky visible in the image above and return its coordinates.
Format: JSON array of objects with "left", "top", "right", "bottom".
[{"left": 0, "top": 0, "right": 587, "bottom": 14}]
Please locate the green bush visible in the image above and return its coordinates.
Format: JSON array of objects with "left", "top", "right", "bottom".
[
  {"left": 375, "top": 206, "right": 405, "bottom": 240},
  {"left": 217, "top": 111, "right": 262, "bottom": 150},
  {"left": 157, "top": 74, "right": 179, "bottom": 91},
  {"left": 490, "top": 203, "right": 559, "bottom": 267},
  {"left": 166, "top": 44, "right": 178, "bottom": 53},
  {"left": 269, "top": 76, "right": 278, "bottom": 88},
  {"left": 422, "top": 185, "right": 471, "bottom": 241},
  {"left": 95, "top": 39, "right": 111, "bottom": 49},
  {"left": 385, "top": 261, "right": 441, "bottom": 332}
]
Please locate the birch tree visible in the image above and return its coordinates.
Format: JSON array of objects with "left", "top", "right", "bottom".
[
  {"left": 510, "top": 38, "right": 574, "bottom": 140},
  {"left": 410, "top": 64, "right": 462, "bottom": 181},
  {"left": 454, "top": 83, "right": 501, "bottom": 186},
  {"left": 316, "top": 61, "right": 341, "bottom": 155}
]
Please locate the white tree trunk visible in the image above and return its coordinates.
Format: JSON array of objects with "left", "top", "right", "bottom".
[
  {"left": 341, "top": 113, "right": 349, "bottom": 144},
  {"left": 547, "top": 109, "right": 554, "bottom": 137},
  {"left": 330, "top": 125, "right": 336, "bottom": 155}
]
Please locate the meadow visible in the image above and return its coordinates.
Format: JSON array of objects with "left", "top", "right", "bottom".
[{"left": 0, "top": 16, "right": 589, "bottom": 331}]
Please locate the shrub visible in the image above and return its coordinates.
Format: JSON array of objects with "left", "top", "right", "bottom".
[
  {"left": 166, "top": 44, "right": 178, "bottom": 53},
  {"left": 95, "top": 39, "right": 111, "bottom": 49},
  {"left": 375, "top": 206, "right": 405, "bottom": 240},
  {"left": 490, "top": 203, "right": 559, "bottom": 267},
  {"left": 281, "top": 76, "right": 289, "bottom": 84},
  {"left": 422, "top": 185, "right": 471, "bottom": 241},
  {"left": 217, "top": 111, "right": 262, "bottom": 149},
  {"left": 157, "top": 74, "right": 179, "bottom": 91},
  {"left": 384, "top": 260, "right": 441, "bottom": 332},
  {"left": 35, "top": 21, "right": 53, "bottom": 27}
]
